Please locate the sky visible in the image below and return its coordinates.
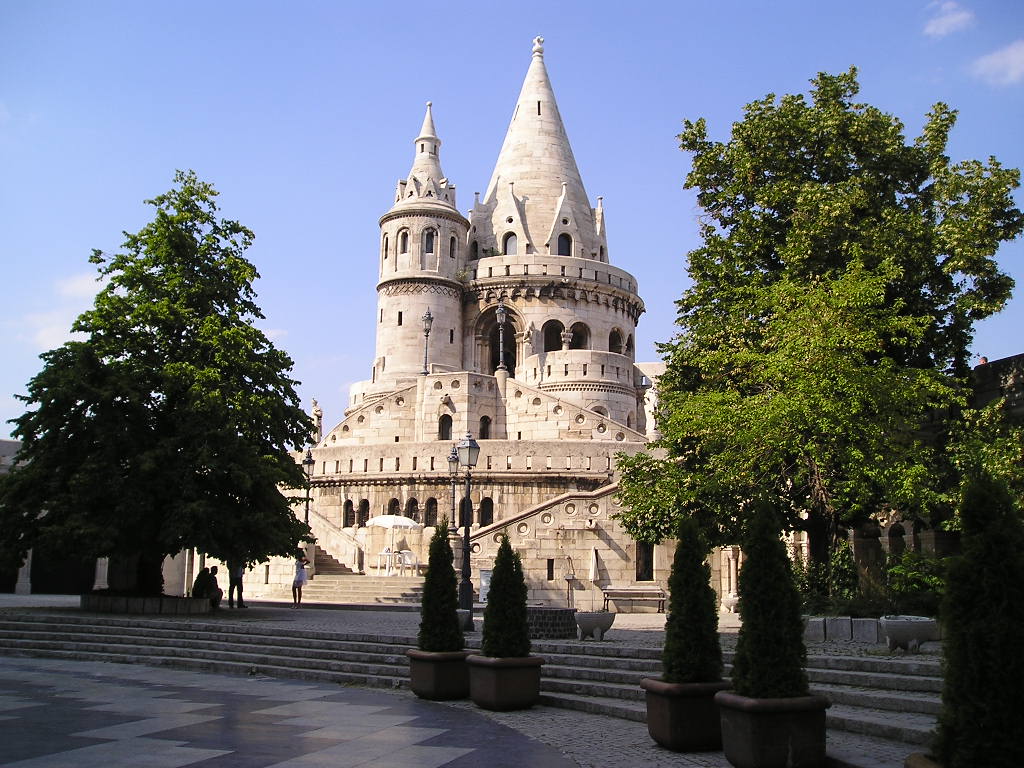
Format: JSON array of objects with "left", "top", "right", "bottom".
[{"left": 1, "top": 0, "right": 1022, "bottom": 437}]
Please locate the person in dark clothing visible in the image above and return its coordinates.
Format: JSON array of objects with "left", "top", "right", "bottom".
[{"left": 227, "top": 559, "right": 246, "bottom": 608}]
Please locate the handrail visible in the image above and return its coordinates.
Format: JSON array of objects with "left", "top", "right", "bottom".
[{"left": 309, "top": 508, "right": 364, "bottom": 573}]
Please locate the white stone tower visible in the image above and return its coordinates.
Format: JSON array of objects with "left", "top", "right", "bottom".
[{"left": 370, "top": 102, "right": 468, "bottom": 396}]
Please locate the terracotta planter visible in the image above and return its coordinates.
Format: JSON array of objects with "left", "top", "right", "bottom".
[
  {"left": 715, "top": 690, "right": 831, "bottom": 768},
  {"left": 640, "top": 677, "right": 730, "bottom": 751},
  {"left": 406, "top": 649, "right": 470, "bottom": 700},
  {"left": 466, "top": 654, "right": 544, "bottom": 711}
]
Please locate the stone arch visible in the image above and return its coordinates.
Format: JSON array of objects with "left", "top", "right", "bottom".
[
  {"left": 388, "top": 498, "right": 401, "bottom": 516},
  {"left": 609, "top": 328, "right": 624, "bottom": 354},
  {"left": 470, "top": 240, "right": 479, "bottom": 260},
  {"left": 593, "top": 405, "right": 609, "bottom": 417},
  {"left": 502, "top": 232, "right": 518, "bottom": 255},
  {"left": 569, "top": 322, "right": 590, "bottom": 350},
  {"left": 449, "top": 236, "right": 457, "bottom": 260},
  {"left": 478, "top": 497, "right": 494, "bottom": 527},
  {"left": 343, "top": 499, "right": 355, "bottom": 528},
  {"left": 542, "top": 320, "right": 565, "bottom": 352},
  {"left": 399, "top": 229, "right": 409, "bottom": 254},
  {"left": 438, "top": 414, "right": 452, "bottom": 440},
  {"left": 425, "top": 498, "right": 438, "bottom": 528},
  {"left": 422, "top": 228, "right": 437, "bottom": 269},
  {"left": 625, "top": 333, "right": 634, "bottom": 357},
  {"left": 557, "top": 233, "right": 572, "bottom": 256},
  {"left": 358, "top": 499, "right": 370, "bottom": 527},
  {"left": 477, "top": 301, "right": 522, "bottom": 376},
  {"left": 479, "top": 415, "right": 492, "bottom": 439},
  {"left": 405, "top": 497, "right": 419, "bottom": 523}
]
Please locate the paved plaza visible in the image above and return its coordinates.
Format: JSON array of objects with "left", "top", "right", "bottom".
[{"left": 0, "top": 595, "right": 921, "bottom": 767}]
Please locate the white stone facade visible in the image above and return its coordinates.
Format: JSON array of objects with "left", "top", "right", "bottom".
[{"left": 294, "top": 38, "right": 714, "bottom": 608}]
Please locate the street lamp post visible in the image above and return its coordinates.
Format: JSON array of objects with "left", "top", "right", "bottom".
[
  {"left": 421, "top": 308, "right": 433, "bottom": 375},
  {"left": 456, "top": 432, "right": 480, "bottom": 612},
  {"left": 302, "top": 449, "right": 315, "bottom": 525},
  {"left": 495, "top": 298, "right": 507, "bottom": 372},
  {"left": 447, "top": 445, "right": 459, "bottom": 529}
]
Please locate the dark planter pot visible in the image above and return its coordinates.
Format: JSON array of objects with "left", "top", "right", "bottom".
[
  {"left": 640, "top": 677, "right": 731, "bottom": 752},
  {"left": 466, "top": 654, "right": 544, "bottom": 711},
  {"left": 715, "top": 690, "right": 831, "bottom": 768},
  {"left": 406, "top": 649, "right": 470, "bottom": 700},
  {"left": 904, "top": 754, "right": 941, "bottom": 768}
]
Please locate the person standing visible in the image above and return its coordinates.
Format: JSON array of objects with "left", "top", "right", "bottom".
[
  {"left": 227, "top": 559, "right": 246, "bottom": 609},
  {"left": 291, "top": 552, "right": 309, "bottom": 608}
]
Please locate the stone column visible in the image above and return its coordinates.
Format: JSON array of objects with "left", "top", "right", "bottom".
[
  {"left": 93, "top": 557, "right": 110, "bottom": 591},
  {"left": 560, "top": 330, "right": 573, "bottom": 351},
  {"left": 721, "top": 546, "right": 739, "bottom": 613},
  {"left": 14, "top": 549, "right": 32, "bottom": 595}
]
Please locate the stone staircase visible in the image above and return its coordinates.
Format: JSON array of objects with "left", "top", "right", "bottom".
[
  {"left": 0, "top": 613, "right": 938, "bottom": 749},
  {"left": 310, "top": 545, "right": 357, "bottom": 575},
  {"left": 252, "top": 573, "right": 424, "bottom": 608}
]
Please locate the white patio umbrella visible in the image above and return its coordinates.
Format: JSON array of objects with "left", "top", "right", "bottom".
[{"left": 365, "top": 514, "right": 423, "bottom": 567}]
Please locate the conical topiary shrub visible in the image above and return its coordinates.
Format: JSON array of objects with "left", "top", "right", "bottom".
[
  {"left": 406, "top": 519, "right": 469, "bottom": 700},
  {"left": 641, "top": 513, "right": 728, "bottom": 751},
  {"left": 468, "top": 532, "right": 543, "bottom": 710},
  {"left": 481, "top": 532, "right": 530, "bottom": 658},
  {"left": 731, "top": 502, "right": 808, "bottom": 698},
  {"left": 933, "top": 470, "right": 1024, "bottom": 768},
  {"left": 663, "top": 515, "right": 723, "bottom": 684},
  {"left": 715, "top": 499, "right": 830, "bottom": 768},
  {"left": 418, "top": 518, "right": 464, "bottom": 652}
]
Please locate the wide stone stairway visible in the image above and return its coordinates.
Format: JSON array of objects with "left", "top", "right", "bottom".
[{"left": 0, "top": 610, "right": 938, "bottom": 751}]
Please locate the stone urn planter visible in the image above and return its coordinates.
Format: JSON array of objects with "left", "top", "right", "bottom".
[
  {"left": 406, "top": 649, "right": 470, "bottom": 700},
  {"left": 715, "top": 690, "right": 831, "bottom": 768},
  {"left": 641, "top": 677, "right": 730, "bottom": 751},
  {"left": 879, "top": 615, "right": 939, "bottom": 652},
  {"left": 467, "top": 654, "right": 544, "bottom": 711},
  {"left": 575, "top": 610, "right": 615, "bottom": 640}
]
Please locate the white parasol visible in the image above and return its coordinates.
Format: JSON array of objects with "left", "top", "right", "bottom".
[{"left": 365, "top": 514, "right": 423, "bottom": 566}]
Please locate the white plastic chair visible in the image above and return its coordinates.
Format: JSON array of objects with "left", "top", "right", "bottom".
[
  {"left": 376, "top": 547, "right": 393, "bottom": 573},
  {"left": 397, "top": 550, "right": 418, "bottom": 576}
]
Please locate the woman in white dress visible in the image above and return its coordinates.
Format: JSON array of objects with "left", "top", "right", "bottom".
[{"left": 291, "top": 552, "right": 309, "bottom": 608}]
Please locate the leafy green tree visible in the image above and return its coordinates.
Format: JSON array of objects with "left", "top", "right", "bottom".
[
  {"left": 617, "top": 68, "right": 1021, "bottom": 565},
  {"left": 481, "top": 533, "right": 531, "bottom": 658},
  {"left": 935, "top": 470, "right": 1024, "bottom": 767},
  {"left": 661, "top": 514, "right": 722, "bottom": 683},
  {"left": 417, "top": 519, "right": 464, "bottom": 652},
  {"left": 0, "top": 171, "right": 312, "bottom": 593}
]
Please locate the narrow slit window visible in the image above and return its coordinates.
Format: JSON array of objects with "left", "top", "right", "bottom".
[{"left": 537, "top": 101, "right": 541, "bottom": 115}]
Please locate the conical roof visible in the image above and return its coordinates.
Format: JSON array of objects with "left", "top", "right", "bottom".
[
  {"left": 477, "top": 37, "right": 601, "bottom": 259},
  {"left": 388, "top": 101, "right": 458, "bottom": 214}
]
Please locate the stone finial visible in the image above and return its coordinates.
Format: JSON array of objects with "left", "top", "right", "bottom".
[{"left": 532, "top": 36, "right": 544, "bottom": 56}]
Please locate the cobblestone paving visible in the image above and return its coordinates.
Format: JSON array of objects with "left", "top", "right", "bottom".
[{"left": 0, "top": 596, "right": 935, "bottom": 768}]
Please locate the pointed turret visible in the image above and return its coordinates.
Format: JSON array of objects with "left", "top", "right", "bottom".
[
  {"left": 470, "top": 37, "right": 607, "bottom": 261},
  {"left": 390, "top": 101, "right": 458, "bottom": 213}
]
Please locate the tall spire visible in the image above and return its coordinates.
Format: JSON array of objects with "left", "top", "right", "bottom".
[
  {"left": 474, "top": 37, "right": 604, "bottom": 261},
  {"left": 389, "top": 101, "right": 457, "bottom": 213}
]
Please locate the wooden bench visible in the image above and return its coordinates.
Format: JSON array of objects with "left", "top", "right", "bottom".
[{"left": 602, "top": 585, "right": 667, "bottom": 613}]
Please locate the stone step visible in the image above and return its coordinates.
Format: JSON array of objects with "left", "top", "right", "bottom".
[
  {"left": 806, "top": 666, "right": 942, "bottom": 694},
  {"left": 811, "top": 683, "right": 941, "bottom": 716},
  {"left": 826, "top": 703, "right": 936, "bottom": 747}
]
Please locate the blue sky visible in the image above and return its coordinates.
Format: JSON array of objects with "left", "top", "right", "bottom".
[{"left": 1, "top": 0, "right": 1022, "bottom": 437}]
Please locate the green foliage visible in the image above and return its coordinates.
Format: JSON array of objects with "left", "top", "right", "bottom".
[
  {"left": 417, "top": 519, "right": 464, "bottom": 652},
  {"left": 936, "top": 470, "right": 1024, "bottom": 767},
  {"left": 0, "top": 171, "right": 312, "bottom": 593},
  {"left": 618, "top": 67, "right": 1021, "bottom": 565},
  {"left": 661, "top": 515, "right": 722, "bottom": 683},
  {"left": 886, "top": 550, "right": 947, "bottom": 616},
  {"left": 481, "top": 533, "right": 531, "bottom": 658},
  {"left": 732, "top": 500, "right": 809, "bottom": 698}
]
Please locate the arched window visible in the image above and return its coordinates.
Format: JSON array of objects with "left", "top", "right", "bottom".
[
  {"left": 405, "top": 498, "right": 419, "bottom": 523},
  {"left": 609, "top": 329, "right": 624, "bottom": 354},
  {"left": 424, "top": 229, "right": 435, "bottom": 254},
  {"left": 557, "top": 233, "right": 572, "bottom": 256},
  {"left": 470, "top": 240, "right": 479, "bottom": 260},
  {"left": 479, "top": 497, "right": 494, "bottom": 527},
  {"left": 388, "top": 498, "right": 401, "bottom": 516},
  {"left": 625, "top": 334, "right": 634, "bottom": 357},
  {"left": 593, "top": 406, "right": 609, "bottom": 417},
  {"left": 358, "top": 499, "right": 370, "bottom": 527},
  {"left": 382, "top": 235, "right": 389, "bottom": 259},
  {"left": 599, "top": 245, "right": 606, "bottom": 262},
  {"left": 479, "top": 415, "right": 492, "bottom": 439},
  {"left": 438, "top": 414, "right": 452, "bottom": 441},
  {"left": 626, "top": 412, "right": 633, "bottom": 429},
  {"left": 399, "top": 230, "right": 409, "bottom": 254},
  {"left": 569, "top": 322, "right": 590, "bottom": 350},
  {"left": 460, "top": 497, "right": 473, "bottom": 528},
  {"left": 502, "top": 232, "right": 517, "bottom": 255},
  {"left": 449, "top": 236, "right": 457, "bottom": 259},
  {"left": 542, "top": 320, "right": 565, "bottom": 352},
  {"left": 343, "top": 500, "right": 355, "bottom": 528},
  {"left": 425, "top": 498, "right": 438, "bottom": 528}
]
